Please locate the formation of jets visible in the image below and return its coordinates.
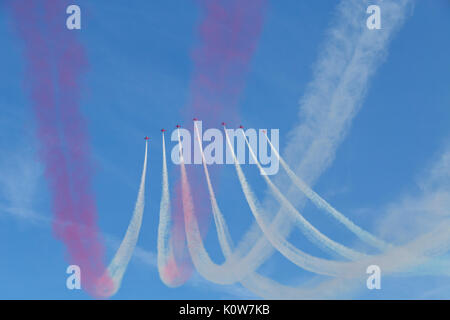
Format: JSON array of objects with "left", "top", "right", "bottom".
[{"left": 144, "top": 119, "right": 246, "bottom": 140}]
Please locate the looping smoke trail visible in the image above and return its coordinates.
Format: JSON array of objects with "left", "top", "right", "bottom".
[
  {"left": 97, "top": 142, "right": 148, "bottom": 297},
  {"left": 10, "top": 0, "right": 111, "bottom": 297},
  {"left": 261, "top": 131, "right": 391, "bottom": 251}
]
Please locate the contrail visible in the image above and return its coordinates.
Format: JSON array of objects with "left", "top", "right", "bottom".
[
  {"left": 157, "top": 134, "right": 190, "bottom": 287},
  {"left": 261, "top": 130, "right": 391, "bottom": 250},
  {"left": 100, "top": 141, "right": 148, "bottom": 296}
]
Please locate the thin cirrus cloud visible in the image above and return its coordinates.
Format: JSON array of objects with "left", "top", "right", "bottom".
[{"left": 376, "top": 145, "right": 450, "bottom": 244}]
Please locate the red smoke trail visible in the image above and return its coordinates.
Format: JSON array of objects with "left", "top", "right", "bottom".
[
  {"left": 10, "top": 0, "right": 112, "bottom": 297},
  {"left": 169, "top": 0, "right": 267, "bottom": 284},
  {"left": 163, "top": 185, "right": 196, "bottom": 284},
  {"left": 189, "top": 0, "right": 267, "bottom": 124}
]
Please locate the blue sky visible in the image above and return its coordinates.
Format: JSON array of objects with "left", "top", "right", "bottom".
[{"left": 0, "top": 0, "right": 449, "bottom": 299}]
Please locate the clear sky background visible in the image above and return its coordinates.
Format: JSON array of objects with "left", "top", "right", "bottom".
[{"left": 0, "top": 0, "right": 449, "bottom": 299}]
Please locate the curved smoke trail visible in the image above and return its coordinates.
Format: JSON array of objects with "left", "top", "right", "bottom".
[
  {"left": 193, "top": 122, "right": 234, "bottom": 259},
  {"left": 261, "top": 131, "right": 391, "bottom": 251},
  {"left": 177, "top": 130, "right": 244, "bottom": 284},
  {"left": 222, "top": 128, "right": 363, "bottom": 276},
  {"left": 237, "top": 128, "right": 369, "bottom": 261},
  {"left": 101, "top": 142, "right": 148, "bottom": 296},
  {"left": 192, "top": 123, "right": 355, "bottom": 281},
  {"left": 179, "top": 122, "right": 273, "bottom": 284}
]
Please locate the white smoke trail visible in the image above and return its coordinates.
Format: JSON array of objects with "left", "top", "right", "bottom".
[
  {"left": 235, "top": 128, "right": 368, "bottom": 260},
  {"left": 223, "top": 128, "right": 364, "bottom": 276},
  {"left": 177, "top": 128, "right": 262, "bottom": 284},
  {"left": 157, "top": 133, "right": 185, "bottom": 287},
  {"left": 261, "top": 130, "right": 391, "bottom": 251},
  {"left": 105, "top": 141, "right": 148, "bottom": 295},
  {"left": 193, "top": 122, "right": 234, "bottom": 258}
]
